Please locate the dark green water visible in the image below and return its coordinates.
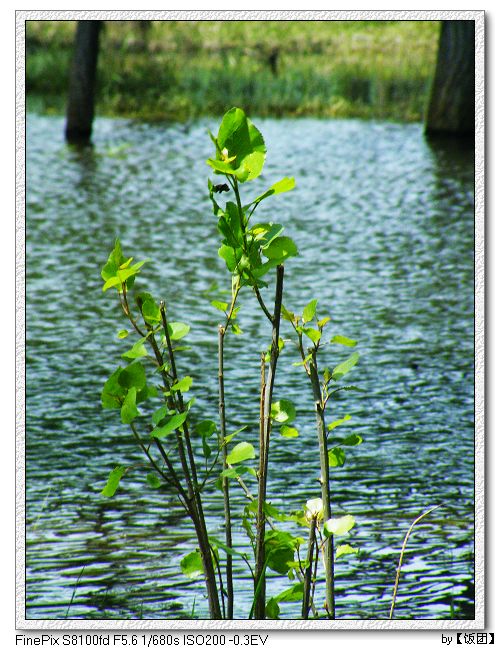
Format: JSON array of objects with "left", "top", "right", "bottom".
[{"left": 25, "top": 114, "right": 475, "bottom": 620}]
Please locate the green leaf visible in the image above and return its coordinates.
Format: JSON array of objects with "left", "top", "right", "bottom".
[
  {"left": 262, "top": 236, "right": 298, "bottom": 262},
  {"left": 211, "top": 299, "right": 228, "bottom": 312},
  {"left": 327, "top": 414, "right": 352, "bottom": 431},
  {"left": 231, "top": 322, "right": 243, "bottom": 335},
  {"left": 226, "top": 441, "right": 255, "bottom": 465},
  {"left": 223, "top": 425, "right": 247, "bottom": 445},
  {"left": 209, "top": 107, "right": 267, "bottom": 182},
  {"left": 247, "top": 177, "right": 295, "bottom": 207},
  {"left": 117, "top": 329, "right": 129, "bottom": 339},
  {"left": 339, "top": 433, "right": 363, "bottom": 446},
  {"left": 121, "top": 386, "right": 139, "bottom": 424},
  {"left": 146, "top": 472, "right": 162, "bottom": 489},
  {"left": 151, "top": 411, "right": 189, "bottom": 438},
  {"left": 317, "top": 316, "right": 331, "bottom": 329},
  {"left": 301, "top": 327, "right": 321, "bottom": 345},
  {"left": 331, "top": 334, "right": 358, "bottom": 347},
  {"left": 280, "top": 425, "right": 299, "bottom": 438},
  {"left": 102, "top": 276, "right": 121, "bottom": 292},
  {"left": 324, "top": 514, "right": 355, "bottom": 537},
  {"left": 328, "top": 447, "right": 346, "bottom": 468},
  {"left": 270, "top": 399, "right": 296, "bottom": 424},
  {"left": 302, "top": 299, "right": 318, "bottom": 324},
  {"left": 101, "top": 465, "right": 127, "bottom": 497},
  {"left": 265, "top": 597, "right": 280, "bottom": 619},
  {"left": 336, "top": 544, "right": 358, "bottom": 559},
  {"left": 281, "top": 305, "right": 296, "bottom": 323},
  {"left": 332, "top": 352, "right": 360, "bottom": 380},
  {"left": 101, "top": 368, "right": 126, "bottom": 409},
  {"left": 180, "top": 550, "right": 204, "bottom": 579},
  {"left": 101, "top": 239, "right": 124, "bottom": 282},
  {"left": 331, "top": 385, "right": 363, "bottom": 394},
  {"left": 138, "top": 293, "right": 161, "bottom": 324},
  {"left": 250, "top": 222, "right": 284, "bottom": 248},
  {"left": 275, "top": 582, "right": 304, "bottom": 603},
  {"left": 265, "top": 530, "right": 297, "bottom": 574},
  {"left": 218, "top": 244, "right": 241, "bottom": 273},
  {"left": 119, "top": 362, "right": 147, "bottom": 390},
  {"left": 167, "top": 322, "right": 190, "bottom": 341},
  {"left": 196, "top": 420, "right": 217, "bottom": 438},
  {"left": 171, "top": 376, "right": 193, "bottom": 393},
  {"left": 121, "top": 339, "right": 148, "bottom": 361},
  {"left": 152, "top": 405, "right": 168, "bottom": 426},
  {"left": 220, "top": 465, "right": 256, "bottom": 480}
]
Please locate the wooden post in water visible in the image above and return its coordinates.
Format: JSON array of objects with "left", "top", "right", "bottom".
[
  {"left": 425, "top": 20, "right": 475, "bottom": 137},
  {"left": 65, "top": 21, "right": 102, "bottom": 145}
]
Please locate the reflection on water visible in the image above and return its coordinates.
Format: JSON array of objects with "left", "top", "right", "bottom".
[{"left": 25, "top": 114, "right": 475, "bottom": 620}]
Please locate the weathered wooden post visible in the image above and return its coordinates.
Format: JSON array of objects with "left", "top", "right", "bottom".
[
  {"left": 65, "top": 20, "right": 102, "bottom": 145},
  {"left": 425, "top": 20, "right": 475, "bottom": 137}
]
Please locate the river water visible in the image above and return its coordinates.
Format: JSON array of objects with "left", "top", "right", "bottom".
[{"left": 25, "top": 114, "right": 475, "bottom": 621}]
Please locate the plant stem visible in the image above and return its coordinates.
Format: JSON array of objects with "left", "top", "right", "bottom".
[
  {"left": 254, "top": 264, "right": 285, "bottom": 619},
  {"left": 159, "top": 300, "right": 222, "bottom": 619},
  {"left": 389, "top": 504, "right": 442, "bottom": 620},
  {"left": 309, "top": 349, "right": 335, "bottom": 619},
  {"left": 218, "top": 324, "right": 234, "bottom": 619},
  {"left": 302, "top": 515, "right": 317, "bottom": 619}
]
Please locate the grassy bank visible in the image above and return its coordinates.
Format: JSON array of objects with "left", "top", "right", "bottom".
[{"left": 26, "top": 20, "right": 440, "bottom": 122}]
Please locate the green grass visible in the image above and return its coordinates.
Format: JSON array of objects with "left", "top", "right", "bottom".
[{"left": 25, "top": 20, "right": 440, "bottom": 122}]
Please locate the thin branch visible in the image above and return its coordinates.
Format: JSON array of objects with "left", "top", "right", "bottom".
[
  {"left": 253, "top": 286, "right": 274, "bottom": 324},
  {"left": 389, "top": 504, "right": 443, "bottom": 620}
]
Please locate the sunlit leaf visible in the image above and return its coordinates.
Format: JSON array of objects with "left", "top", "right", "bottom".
[
  {"left": 327, "top": 414, "right": 352, "bottom": 431},
  {"left": 211, "top": 299, "right": 228, "bottom": 312},
  {"left": 180, "top": 550, "right": 204, "bottom": 579},
  {"left": 151, "top": 411, "right": 189, "bottom": 438},
  {"left": 121, "top": 339, "right": 148, "bottom": 361},
  {"left": 332, "top": 352, "right": 360, "bottom": 380},
  {"left": 281, "top": 305, "right": 296, "bottom": 323},
  {"left": 301, "top": 327, "right": 321, "bottom": 345},
  {"left": 271, "top": 399, "right": 296, "bottom": 424},
  {"left": 331, "top": 334, "right": 358, "bottom": 347},
  {"left": 167, "top": 322, "right": 190, "bottom": 341},
  {"left": 171, "top": 376, "right": 193, "bottom": 393},
  {"left": 324, "top": 514, "right": 355, "bottom": 537},
  {"left": 101, "top": 465, "right": 127, "bottom": 497},
  {"left": 328, "top": 447, "right": 346, "bottom": 467},
  {"left": 302, "top": 299, "right": 318, "bottom": 324},
  {"left": 226, "top": 441, "right": 255, "bottom": 465},
  {"left": 336, "top": 544, "right": 358, "bottom": 559},
  {"left": 247, "top": 177, "right": 295, "bottom": 208},
  {"left": 263, "top": 236, "right": 298, "bottom": 262},
  {"left": 280, "top": 425, "right": 299, "bottom": 438},
  {"left": 305, "top": 498, "right": 323, "bottom": 519}
]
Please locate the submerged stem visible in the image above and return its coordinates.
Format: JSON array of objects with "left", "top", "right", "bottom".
[
  {"left": 218, "top": 324, "right": 234, "bottom": 619},
  {"left": 309, "top": 350, "right": 335, "bottom": 619},
  {"left": 389, "top": 504, "right": 443, "bottom": 620},
  {"left": 254, "top": 264, "right": 285, "bottom": 619}
]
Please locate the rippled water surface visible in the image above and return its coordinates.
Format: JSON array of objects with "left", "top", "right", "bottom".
[{"left": 25, "top": 114, "right": 475, "bottom": 621}]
